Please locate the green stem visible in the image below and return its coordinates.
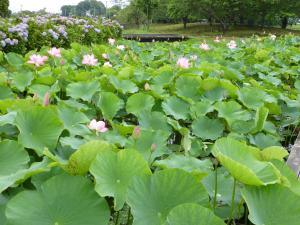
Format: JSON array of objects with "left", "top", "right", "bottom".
[
  {"left": 115, "top": 211, "right": 120, "bottom": 225},
  {"left": 244, "top": 205, "right": 248, "bottom": 225},
  {"left": 127, "top": 207, "right": 132, "bottom": 225},
  {"left": 227, "top": 179, "right": 237, "bottom": 225},
  {"left": 213, "top": 167, "right": 218, "bottom": 212}
]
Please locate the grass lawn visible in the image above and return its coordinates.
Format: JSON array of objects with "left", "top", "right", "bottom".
[{"left": 124, "top": 22, "right": 300, "bottom": 37}]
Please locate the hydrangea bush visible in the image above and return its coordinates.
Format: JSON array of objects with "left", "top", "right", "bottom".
[{"left": 0, "top": 14, "right": 122, "bottom": 54}]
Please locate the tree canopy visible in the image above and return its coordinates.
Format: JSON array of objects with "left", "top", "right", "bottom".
[{"left": 0, "top": 0, "right": 9, "bottom": 17}]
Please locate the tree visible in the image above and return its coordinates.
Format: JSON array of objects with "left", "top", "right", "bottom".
[
  {"left": 75, "top": 0, "right": 105, "bottom": 16},
  {"left": 117, "top": 1, "right": 146, "bottom": 26},
  {"left": 0, "top": 0, "right": 9, "bottom": 17},
  {"left": 61, "top": 5, "right": 76, "bottom": 16},
  {"left": 135, "top": 0, "right": 158, "bottom": 28},
  {"left": 167, "top": 0, "right": 200, "bottom": 29}
]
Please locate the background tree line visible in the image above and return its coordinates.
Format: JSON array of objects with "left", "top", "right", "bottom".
[{"left": 116, "top": 0, "right": 300, "bottom": 31}]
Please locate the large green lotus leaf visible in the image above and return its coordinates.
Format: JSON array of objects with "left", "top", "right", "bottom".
[
  {"left": 251, "top": 106, "right": 269, "bottom": 133},
  {"left": 166, "top": 203, "right": 226, "bottom": 225},
  {"left": 126, "top": 93, "right": 155, "bottom": 116},
  {"left": 0, "top": 158, "right": 50, "bottom": 193},
  {"left": 154, "top": 155, "right": 213, "bottom": 180},
  {"left": 60, "top": 137, "right": 85, "bottom": 150},
  {"left": 0, "top": 140, "right": 29, "bottom": 176},
  {"left": 10, "top": 71, "right": 33, "bottom": 92},
  {"left": 242, "top": 184, "right": 300, "bottom": 225},
  {"left": 212, "top": 138, "right": 281, "bottom": 185},
  {"left": 250, "top": 133, "right": 281, "bottom": 149},
  {"left": 5, "top": 174, "right": 110, "bottom": 225},
  {"left": 214, "top": 101, "right": 251, "bottom": 125},
  {"left": 271, "top": 160, "right": 300, "bottom": 195},
  {"left": 15, "top": 106, "right": 64, "bottom": 155},
  {"left": 260, "top": 146, "right": 288, "bottom": 161},
  {"left": 162, "top": 96, "right": 190, "bottom": 120},
  {"left": 192, "top": 116, "right": 224, "bottom": 140},
  {"left": 90, "top": 149, "right": 151, "bottom": 210},
  {"left": 109, "top": 76, "right": 138, "bottom": 94},
  {"left": 175, "top": 76, "right": 201, "bottom": 101},
  {"left": 204, "top": 87, "right": 226, "bottom": 102},
  {"left": 190, "top": 99, "right": 214, "bottom": 118},
  {"left": 202, "top": 169, "right": 242, "bottom": 205},
  {"left": 57, "top": 104, "right": 90, "bottom": 136},
  {"left": 66, "top": 80, "right": 100, "bottom": 102},
  {"left": 98, "top": 92, "right": 124, "bottom": 120},
  {"left": 5, "top": 53, "right": 23, "bottom": 68},
  {"left": 137, "top": 111, "right": 171, "bottom": 132},
  {"left": 66, "top": 140, "right": 116, "bottom": 175},
  {"left": 127, "top": 169, "right": 209, "bottom": 225},
  {"left": 0, "top": 195, "right": 7, "bottom": 225},
  {"left": 128, "top": 129, "right": 170, "bottom": 162},
  {"left": 238, "top": 87, "right": 266, "bottom": 110},
  {"left": 0, "top": 86, "right": 14, "bottom": 100}
]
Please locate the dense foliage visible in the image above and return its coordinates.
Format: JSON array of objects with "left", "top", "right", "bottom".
[
  {"left": 0, "top": 0, "right": 9, "bottom": 18},
  {"left": 0, "top": 35, "right": 300, "bottom": 225},
  {"left": 0, "top": 14, "right": 122, "bottom": 54},
  {"left": 118, "top": 0, "right": 300, "bottom": 30},
  {"left": 61, "top": 0, "right": 106, "bottom": 17}
]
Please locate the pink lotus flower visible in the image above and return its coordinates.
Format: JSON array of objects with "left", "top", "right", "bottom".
[
  {"left": 103, "top": 62, "right": 112, "bottom": 67},
  {"left": 176, "top": 57, "right": 190, "bottom": 69},
  {"left": 200, "top": 43, "right": 210, "bottom": 51},
  {"left": 88, "top": 119, "right": 108, "bottom": 133},
  {"left": 82, "top": 54, "right": 98, "bottom": 66},
  {"left": 27, "top": 54, "right": 48, "bottom": 67},
  {"left": 48, "top": 47, "right": 61, "bottom": 58},
  {"left": 102, "top": 53, "right": 108, "bottom": 59},
  {"left": 117, "top": 45, "right": 125, "bottom": 51},
  {"left": 108, "top": 38, "right": 115, "bottom": 45},
  {"left": 227, "top": 40, "right": 237, "bottom": 49}
]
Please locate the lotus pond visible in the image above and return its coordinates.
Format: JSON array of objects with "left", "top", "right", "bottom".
[{"left": 1, "top": 35, "right": 300, "bottom": 225}]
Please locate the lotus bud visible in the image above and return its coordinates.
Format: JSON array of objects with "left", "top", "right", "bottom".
[
  {"left": 33, "top": 93, "right": 38, "bottom": 101},
  {"left": 144, "top": 83, "right": 151, "bottom": 91},
  {"left": 151, "top": 143, "right": 157, "bottom": 152},
  {"left": 132, "top": 126, "right": 141, "bottom": 140},
  {"left": 43, "top": 92, "right": 50, "bottom": 106}
]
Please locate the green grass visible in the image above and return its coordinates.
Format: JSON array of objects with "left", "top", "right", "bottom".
[{"left": 123, "top": 22, "right": 300, "bottom": 37}]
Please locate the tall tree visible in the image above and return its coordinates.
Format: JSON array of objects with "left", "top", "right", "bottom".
[
  {"left": 135, "top": 0, "right": 158, "bottom": 28},
  {"left": 0, "top": 0, "right": 9, "bottom": 17}
]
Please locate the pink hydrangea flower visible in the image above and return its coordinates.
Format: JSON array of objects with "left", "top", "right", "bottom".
[
  {"left": 88, "top": 119, "right": 108, "bottom": 133},
  {"left": 82, "top": 54, "right": 98, "bottom": 66},
  {"left": 176, "top": 57, "right": 190, "bottom": 69},
  {"left": 117, "top": 45, "right": 125, "bottom": 51},
  {"left": 27, "top": 54, "right": 48, "bottom": 67},
  {"left": 102, "top": 53, "right": 108, "bottom": 59},
  {"left": 108, "top": 38, "right": 115, "bottom": 45},
  {"left": 48, "top": 47, "right": 61, "bottom": 58},
  {"left": 200, "top": 43, "right": 210, "bottom": 51},
  {"left": 103, "top": 62, "right": 112, "bottom": 67},
  {"left": 227, "top": 40, "right": 237, "bottom": 49}
]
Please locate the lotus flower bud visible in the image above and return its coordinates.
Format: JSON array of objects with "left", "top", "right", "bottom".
[
  {"left": 132, "top": 126, "right": 141, "bottom": 140},
  {"left": 43, "top": 92, "right": 50, "bottom": 106}
]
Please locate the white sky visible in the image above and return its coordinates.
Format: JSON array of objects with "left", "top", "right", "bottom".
[{"left": 9, "top": 0, "right": 113, "bottom": 13}]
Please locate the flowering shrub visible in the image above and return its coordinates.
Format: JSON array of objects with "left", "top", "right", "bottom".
[
  {"left": 0, "top": 14, "right": 122, "bottom": 54},
  {"left": 0, "top": 35, "right": 300, "bottom": 225}
]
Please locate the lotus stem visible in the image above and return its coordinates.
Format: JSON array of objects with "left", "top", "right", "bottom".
[
  {"left": 115, "top": 211, "right": 120, "bottom": 225},
  {"left": 227, "top": 178, "right": 237, "bottom": 225},
  {"left": 244, "top": 205, "right": 248, "bottom": 225},
  {"left": 127, "top": 207, "right": 132, "bottom": 225},
  {"left": 213, "top": 167, "right": 218, "bottom": 212}
]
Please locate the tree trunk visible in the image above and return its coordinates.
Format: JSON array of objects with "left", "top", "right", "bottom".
[
  {"left": 281, "top": 17, "right": 288, "bottom": 29},
  {"left": 183, "top": 17, "right": 188, "bottom": 29}
]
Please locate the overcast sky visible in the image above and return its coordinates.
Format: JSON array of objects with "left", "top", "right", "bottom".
[{"left": 9, "top": 0, "right": 113, "bottom": 13}]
